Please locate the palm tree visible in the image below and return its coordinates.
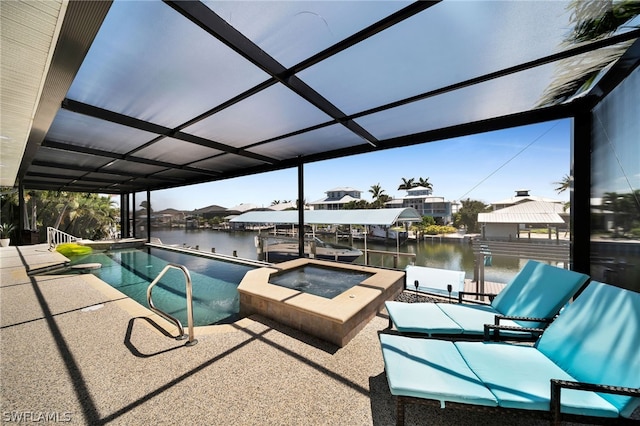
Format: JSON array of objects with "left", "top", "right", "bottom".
[
  {"left": 369, "top": 183, "right": 384, "bottom": 199},
  {"left": 569, "top": 1, "right": 639, "bottom": 43},
  {"left": 602, "top": 190, "right": 640, "bottom": 236},
  {"left": 30, "top": 190, "right": 80, "bottom": 232},
  {"left": 61, "top": 194, "right": 108, "bottom": 238},
  {"left": 37, "top": 192, "right": 117, "bottom": 240},
  {"left": 417, "top": 177, "right": 433, "bottom": 191},
  {"left": 553, "top": 174, "right": 571, "bottom": 194},
  {"left": 539, "top": 1, "right": 640, "bottom": 106},
  {"left": 22, "top": 190, "right": 38, "bottom": 231},
  {"left": 270, "top": 200, "right": 281, "bottom": 206},
  {"left": 397, "top": 178, "right": 415, "bottom": 191},
  {"left": 369, "top": 184, "right": 388, "bottom": 208},
  {"left": 377, "top": 194, "right": 392, "bottom": 204},
  {"left": 52, "top": 192, "right": 78, "bottom": 229}
]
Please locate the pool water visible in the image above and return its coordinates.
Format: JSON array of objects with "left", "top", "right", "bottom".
[
  {"left": 68, "top": 247, "right": 255, "bottom": 326},
  {"left": 269, "top": 265, "right": 373, "bottom": 298}
]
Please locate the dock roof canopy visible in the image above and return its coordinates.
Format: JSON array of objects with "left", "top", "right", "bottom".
[
  {"left": 2, "top": 1, "right": 639, "bottom": 192},
  {"left": 231, "top": 208, "right": 422, "bottom": 226}
]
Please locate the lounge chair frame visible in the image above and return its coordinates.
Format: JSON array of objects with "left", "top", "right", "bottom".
[
  {"left": 483, "top": 314, "right": 551, "bottom": 340},
  {"left": 386, "top": 307, "right": 551, "bottom": 342},
  {"left": 394, "top": 381, "right": 640, "bottom": 426},
  {"left": 457, "top": 290, "right": 497, "bottom": 304}
]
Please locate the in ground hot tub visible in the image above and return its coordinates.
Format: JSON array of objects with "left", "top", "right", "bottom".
[
  {"left": 238, "top": 258, "right": 404, "bottom": 347},
  {"left": 268, "top": 264, "right": 374, "bottom": 298}
]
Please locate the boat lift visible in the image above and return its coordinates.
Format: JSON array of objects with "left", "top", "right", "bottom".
[{"left": 231, "top": 208, "right": 422, "bottom": 266}]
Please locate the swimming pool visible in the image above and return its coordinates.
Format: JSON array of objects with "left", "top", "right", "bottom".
[{"left": 67, "top": 247, "right": 256, "bottom": 326}]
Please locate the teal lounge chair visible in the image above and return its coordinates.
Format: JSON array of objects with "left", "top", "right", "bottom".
[
  {"left": 380, "top": 281, "right": 640, "bottom": 425},
  {"left": 385, "top": 260, "right": 589, "bottom": 339}
]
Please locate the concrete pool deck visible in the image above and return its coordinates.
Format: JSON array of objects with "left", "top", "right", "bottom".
[{"left": 1, "top": 244, "right": 588, "bottom": 425}]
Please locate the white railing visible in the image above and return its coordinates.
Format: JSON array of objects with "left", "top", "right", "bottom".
[{"left": 47, "top": 227, "right": 80, "bottom": 250}]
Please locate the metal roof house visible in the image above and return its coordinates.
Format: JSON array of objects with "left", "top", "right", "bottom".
[
  {"left": 308, "top": 187, "right": 364, "bottom": 210},
  {"left": 1, "top": 1, "right": 639, "bottom": 287},
  {"left": 478, "top": 200, "right": 569, "bottom": 240},
  {"left": 490, "top": 189, "right": 564, "bottom": 211},
  {"left": 385, "top": 186, "right": 458, "bottom": 224}
]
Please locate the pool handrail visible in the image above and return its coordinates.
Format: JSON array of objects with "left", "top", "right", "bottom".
[{"left": 147, "top": 263, "right": 198, "bottom": 346}]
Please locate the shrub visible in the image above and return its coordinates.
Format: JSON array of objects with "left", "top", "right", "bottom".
[
  {"left": 0, "top": 223, "right": 16, "bottom": 239},
  {"left": 56, "top": 243, "right": 93, "bottom": 257},
  {"left": 423, "top": 225, "right": 457, "bottom": 235}
]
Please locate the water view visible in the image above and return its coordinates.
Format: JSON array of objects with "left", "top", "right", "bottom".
[{"left": 151, "top": 229, "right": 530, "bottom": 285}]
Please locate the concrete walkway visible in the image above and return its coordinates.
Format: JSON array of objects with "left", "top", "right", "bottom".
[{"left": 1, "top": 245, "right": 564, "bottom": 425}]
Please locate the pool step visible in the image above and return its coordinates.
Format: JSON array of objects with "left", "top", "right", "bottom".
[{"left": 27, "top": 261, "right": 70, "bottom": 276}]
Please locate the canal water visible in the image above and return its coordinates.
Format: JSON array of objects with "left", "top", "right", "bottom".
[{"left": 151, "top": 229, "right": 529, "bottom": 284}]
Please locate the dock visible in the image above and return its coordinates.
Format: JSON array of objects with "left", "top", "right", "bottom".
[
  {"left": 472, "top": 239, "right": 570, "bottom": 264},
  {"left": 463, "top": 279, "right": 506, "bottom": 298}
]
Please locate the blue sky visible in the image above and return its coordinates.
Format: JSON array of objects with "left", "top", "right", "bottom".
[{"left": 151, "top": 119, "right": 571, "bottom": 211}]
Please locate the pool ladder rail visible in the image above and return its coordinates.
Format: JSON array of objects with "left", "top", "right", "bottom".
[{"left": 147, "top": 263, "right": 198, "bottom": 347}]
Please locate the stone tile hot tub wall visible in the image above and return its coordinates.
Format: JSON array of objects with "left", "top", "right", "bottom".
[{"left": 238, "top": 258, "right": 404, "bottom": 347}]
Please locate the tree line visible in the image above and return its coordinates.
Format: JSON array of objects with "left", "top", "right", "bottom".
[
  {"left": 1, "top": 173, "right": 589, "bottom": 241},
  {"left": 1, "top": 189, "right": 118, "bottom": 242}
]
